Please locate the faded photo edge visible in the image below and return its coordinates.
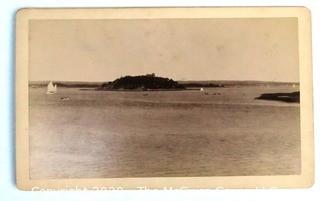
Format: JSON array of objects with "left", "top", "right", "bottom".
[{"left": 15, "top": 7, "right": 314, "bottom": 190}]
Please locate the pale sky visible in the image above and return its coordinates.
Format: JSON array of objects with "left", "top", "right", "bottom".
[{"left": 29, "top": 18, "right": 299, "bottom": 82}]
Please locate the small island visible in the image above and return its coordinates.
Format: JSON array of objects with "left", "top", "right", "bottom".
[
  {"left": 256, "top": 91, "right": 300, "bottom": 103},
  {"left": 98, "top": 73, "right": 185, "bottom": 91}
]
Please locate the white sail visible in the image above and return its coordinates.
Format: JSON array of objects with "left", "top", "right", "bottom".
[
  {"left": 46, "top": 81, "right": 57, "bottom": 94},
  {"left": 200, "top": 88, "right": 204, "bottom": 92}
]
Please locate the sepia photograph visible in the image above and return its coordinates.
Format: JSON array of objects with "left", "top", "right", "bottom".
[{"left": 16, "top": 7, "right": 313, "bottom": 189}]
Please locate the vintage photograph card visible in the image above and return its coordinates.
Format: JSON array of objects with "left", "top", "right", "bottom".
[{"left": 16, "top": 7, "right": 313, "bottom": 190}]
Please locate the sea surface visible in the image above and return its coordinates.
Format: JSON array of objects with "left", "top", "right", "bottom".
[{"left": 29, "top": 85, "right": 300, "bottom": 179}]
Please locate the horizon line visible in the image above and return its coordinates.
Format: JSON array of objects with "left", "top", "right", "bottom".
[{"left": 29, "top": 79, "right": 300, "bottom": 84}]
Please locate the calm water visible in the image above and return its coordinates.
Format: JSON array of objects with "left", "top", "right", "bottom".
[{"left": 29, "top": 86, "right": 300, "bottom": 179}]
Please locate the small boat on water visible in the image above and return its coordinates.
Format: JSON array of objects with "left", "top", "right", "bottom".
[
  {"left": 46, "top": 81, "right": 57, "bottom": 94},
  {"left": 200, "top": 88, "right": 204, "bottom": 92},
  {"left": 60, "top": 97, "right": 70, "bottom": 100}
]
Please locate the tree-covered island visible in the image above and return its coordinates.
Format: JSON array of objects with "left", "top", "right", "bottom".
[{"left": 98, "top": 73, "right": 185, "bottom": 91}]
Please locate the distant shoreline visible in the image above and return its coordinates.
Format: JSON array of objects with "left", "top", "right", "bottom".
[
  {"left": 29, "top": 80, "right": 300, "bottom": 88},
  {"left": 93, "top": 88, "right": 200, "bottom": 92}
]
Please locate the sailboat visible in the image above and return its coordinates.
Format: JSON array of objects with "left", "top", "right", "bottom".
[{"left": 46, "top": 81, "right": 57, "bottom": 94}]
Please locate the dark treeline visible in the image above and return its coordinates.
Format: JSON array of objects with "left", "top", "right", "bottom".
[{"left": 100, "top": 75, "right": 185, "bottom": 90}]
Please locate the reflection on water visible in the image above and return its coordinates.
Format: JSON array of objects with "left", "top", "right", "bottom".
[{"left": 29, "top": 86, "right": 301, "bottom": 179}]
